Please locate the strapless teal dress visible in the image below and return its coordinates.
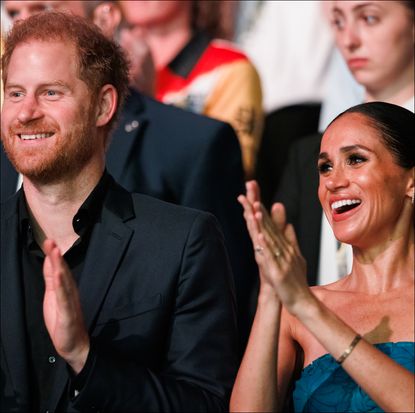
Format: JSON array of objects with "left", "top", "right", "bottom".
[{"left": 293, "top": 342, "right": 414, "bottom": 412}]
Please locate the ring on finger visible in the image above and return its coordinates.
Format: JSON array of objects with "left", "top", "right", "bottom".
[
  {"left": 254, "top": 246, "right": 264, "bottom": 255},
  {"left": 274, "top": 248, "right": 281, "bottom": 258}
]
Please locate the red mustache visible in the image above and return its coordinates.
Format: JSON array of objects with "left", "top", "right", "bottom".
[{"left": 9, "top": 120, "right": 59, "bottom": 135}]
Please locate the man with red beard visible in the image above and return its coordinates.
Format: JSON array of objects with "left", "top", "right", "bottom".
[{"left": 0, "top": 11, "right": 238, "bottom": 412}]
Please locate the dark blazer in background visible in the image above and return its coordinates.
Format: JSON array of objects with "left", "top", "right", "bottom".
[
  {"left": 106, "top": 90, "right": 258, "bottom": 348},
  {"left": 256, "top": 103, "right": 321, "bottom": 210},
  {"left": 274, "top": 133, "right": 322, "bottom": 285},
  {"left": 1, "top": 177, "right": 239, "bottom": 412}
]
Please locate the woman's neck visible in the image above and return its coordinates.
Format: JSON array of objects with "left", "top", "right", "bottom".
[
  {"left": 346, "top": 221, "right": 414, "bottom": 294},
  {"left": 365, "top": 66, "right": 414, "bottom": 107},
  {"left": 136, "top": 12, "right": 193, "bottom": 70}
]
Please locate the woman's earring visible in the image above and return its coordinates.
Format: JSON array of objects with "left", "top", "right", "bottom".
[{"left": 412, "top": 190, "right": 414, "bottom": 205}]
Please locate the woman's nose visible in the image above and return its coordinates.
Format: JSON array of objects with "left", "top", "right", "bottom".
[
  {"left": 340, "top": 23, "right": 361, "bottom": 52},
  {"left": 325, "top": 167, "right": 350, "bottom": 192}
]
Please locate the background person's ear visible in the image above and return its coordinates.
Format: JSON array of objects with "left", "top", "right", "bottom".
[{"left": 93, "top": 2, "right": 122, "bottom": 40}]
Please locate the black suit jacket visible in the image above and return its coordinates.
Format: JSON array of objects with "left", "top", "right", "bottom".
[
  {"left": 1, "top": 176, "right": 238, "bottom": 412},
  {"left": 274, "top": 133, "right": 322, "bottom": 285},
  {"left": 1, "top": 90, "right": 257, "bottom": 349},
  {"left": 0, "top": 146, "right": 18, "bottom": 203}
]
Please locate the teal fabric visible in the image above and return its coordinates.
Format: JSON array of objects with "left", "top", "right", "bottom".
[{"left": 293, "top": 342, "right": 414, "bottom": 412}]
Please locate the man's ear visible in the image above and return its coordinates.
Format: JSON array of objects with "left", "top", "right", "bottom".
[
  {"left": 95, "top": 84, "right": 117, "bottom": 128},
  {"left": 93, "top": 2, "right": 123, "bottom": 39}
]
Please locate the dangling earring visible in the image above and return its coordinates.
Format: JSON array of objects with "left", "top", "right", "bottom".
[{"left": 412, "top": 190, "right": 414, "bottom": 205}]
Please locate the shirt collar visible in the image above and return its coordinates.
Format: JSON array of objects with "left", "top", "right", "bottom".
[
  {"left": 18, "top": 170, "right": 111, "bottom": 239},
  {"left": 167, "top": 31, "right": 211, "bottom": 78}
]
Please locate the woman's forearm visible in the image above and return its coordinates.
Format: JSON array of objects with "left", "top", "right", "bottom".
[{"left": 230, "top": 292, "right": 281, "bottom": 412}]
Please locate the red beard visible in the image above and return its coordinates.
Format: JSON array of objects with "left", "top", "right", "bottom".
[{"left": 2, "top": 106, "right": 97, "bottom": 185}]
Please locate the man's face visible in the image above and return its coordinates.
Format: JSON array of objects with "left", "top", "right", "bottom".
[{"left": 1, "top": 39, "right": 100, "bottom": 184}]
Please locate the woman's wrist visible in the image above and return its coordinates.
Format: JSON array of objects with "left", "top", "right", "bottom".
[
  {"left": 290, "top": 290, "right": 321, "bottom": 321},
  {"left": 258, "top": 284, "right": 281, "bottom": 305},
  {"left": 257, "top": 287, "right": 282, "bottom": 317}
]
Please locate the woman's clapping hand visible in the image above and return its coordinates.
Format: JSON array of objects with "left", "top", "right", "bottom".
[{"left": 238, "top": 181, "right": 311, "bottom": 316}]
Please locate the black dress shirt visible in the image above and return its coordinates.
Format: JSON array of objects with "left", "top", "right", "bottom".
[{"left": 19, "top": 171, "right": 110, "bottom": 412}]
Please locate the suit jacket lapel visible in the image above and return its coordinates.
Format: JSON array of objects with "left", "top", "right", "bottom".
[
  {"left": 1, "top": 146, "right": 19, "bottom": 203},
  {"left": 106, "top": 89, "right": 149, "bottom": 182},
  {"left": 0, "top": 196, "right": 31, "bottom": 410},
  {"left": 48, "top": 180, "right": 135, "bottom": 410}
]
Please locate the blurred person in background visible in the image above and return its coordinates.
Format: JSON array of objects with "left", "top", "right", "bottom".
[
  {"left": 238, "top": 1, "right": 336, "bottom": 208},
  {"left": 3, "top": 0, "right": 85, "bottom": 21},
  {"left": 117, "top": 0, "right": 263, "bottom": 179}
]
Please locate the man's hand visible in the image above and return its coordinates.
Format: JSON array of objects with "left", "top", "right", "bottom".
[{"left": 43, "top": 239, "right": 90, "bottom": 374}]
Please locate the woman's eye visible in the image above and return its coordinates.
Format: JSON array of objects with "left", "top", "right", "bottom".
[
  {"left": 331, "top": 17, "right": 344, "bottom": 30},
  {"left": 363, "top": 15, "right": 378, "bottom": 25},
  {"left": 318, "top": 162, "right": 332, "bottom": 174},
  {"left": 346, "top": 154, "right": 367, "bottom": 165}
]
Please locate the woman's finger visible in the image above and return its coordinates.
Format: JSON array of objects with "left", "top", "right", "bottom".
[
  {"left": 271, "top": 202, "right": 287, "bottom": 232},
  {"left": 238, "top": 195, "right": 262, "bottom": 252},
  {"left": 284, "top": 223, "right": 301, "bottom": 255},
  {"left": 246, "top": 180, "right": 261, "bottom": 205},
  {"left": 254, "top": 206, "right": 289, "bottom": 257}
]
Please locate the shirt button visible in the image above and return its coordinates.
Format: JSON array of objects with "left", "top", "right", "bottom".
[{"left": 48, "top": 356, "right": 56, "bottom": 364}]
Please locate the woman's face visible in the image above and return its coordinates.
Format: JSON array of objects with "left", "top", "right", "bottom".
[
  {"left": 331, "top": 1, "right": 414, "bottom": 93},
  {"left": 119, "top": 1, "right": 190, "bottom": 28},
  {"left": 318, "top": 112, "right": 413, "bottom": 248}
]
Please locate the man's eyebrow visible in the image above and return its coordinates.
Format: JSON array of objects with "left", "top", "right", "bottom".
[{"left": 5, "top": 81, "right": 71, "bottom": 90}]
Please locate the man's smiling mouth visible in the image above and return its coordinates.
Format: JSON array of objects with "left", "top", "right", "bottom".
[{"left": 19, "top": 132, "right": 55, "bottom": 140}]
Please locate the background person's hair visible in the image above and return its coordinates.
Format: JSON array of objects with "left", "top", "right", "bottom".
[
  {"left": 330, "top": 102, "right": 414, "bottom": 169},
  {"left": 1, "top": 11, "right": 130, "bottom": 139},
  {"left": 401, "top": 1, "right": 415, "bottom": 13}
]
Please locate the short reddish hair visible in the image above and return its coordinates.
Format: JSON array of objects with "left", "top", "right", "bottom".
[{"left": 2, "top": 11, "right": 129, "bottom": 135}]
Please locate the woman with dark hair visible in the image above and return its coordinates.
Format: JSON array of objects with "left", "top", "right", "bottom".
[
  {"left": 274, "top": 0, "right": 414, "bottom": 289},
  {"left": 230, "top": 102, "right": 414, "bottom": 412}
]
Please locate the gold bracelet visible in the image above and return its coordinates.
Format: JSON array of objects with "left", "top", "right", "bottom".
[{"left": 336, "top": 334, "right": 362, "bottom": 364}]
